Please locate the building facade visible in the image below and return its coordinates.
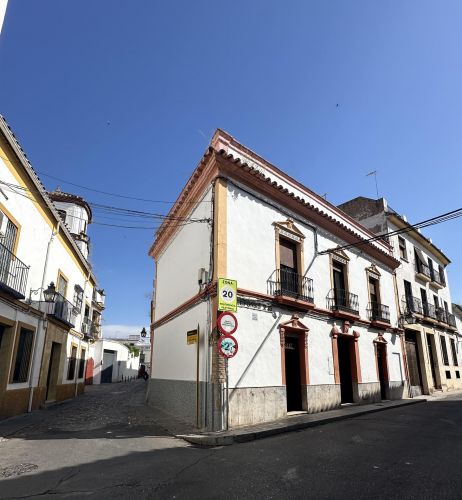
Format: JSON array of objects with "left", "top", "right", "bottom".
[
  {"left": 0, "top": 115, "right": 104, "bottom": 418},
  {"left": 339, "top": 197, "right": 461, "bottom": 395},
  {"left": 148, "top": 130, "right": 407, "bottom": 431}
]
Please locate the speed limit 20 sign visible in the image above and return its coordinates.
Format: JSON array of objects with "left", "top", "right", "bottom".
[{"left": 218, "top": 278, "right": 237, "bottom": 312}]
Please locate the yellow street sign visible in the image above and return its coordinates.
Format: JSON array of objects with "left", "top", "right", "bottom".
[
  {"left": 218, "top": 278, "right": 237, "bottom": 312},
  {"left": 187, "top": 329, "right": 198, "bottom": 345}
]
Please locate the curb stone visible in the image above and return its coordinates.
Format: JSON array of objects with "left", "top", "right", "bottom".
[{"left": 178, "top": 399, "right": 427, "bottom": 447}]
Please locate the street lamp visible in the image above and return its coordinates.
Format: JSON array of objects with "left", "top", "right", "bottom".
[
  {"left": 28, "top": 282, "right": 58, "bottom": 304},
  {"left": 140, "top": 327, "right": 147, "bottom": 338}
]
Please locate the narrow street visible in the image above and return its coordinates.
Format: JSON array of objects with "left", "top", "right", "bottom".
[{"left": 1, "top": 384, "right": 462, "bottom": 499}]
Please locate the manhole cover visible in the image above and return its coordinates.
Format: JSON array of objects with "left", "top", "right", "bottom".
[{"left": 0, "top": 463, "right": 38, "bottom": 478}]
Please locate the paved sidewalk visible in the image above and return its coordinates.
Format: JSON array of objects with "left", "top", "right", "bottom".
[{"left": 179, "top": 398, "right": 426, "bottom": 446}]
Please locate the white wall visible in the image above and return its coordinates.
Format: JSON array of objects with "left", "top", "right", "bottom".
[
  {"left": 227, "top": 182, "right": 398, "bottom": 328},
  {"left": 155, "top": 188, "right": 212, "bottom": 319},
  {"left": 91, "top": 339, "right": 139, "bottom": 384},
  {"left": 152, "top": 301, "right": 208, "bottom": 382}
]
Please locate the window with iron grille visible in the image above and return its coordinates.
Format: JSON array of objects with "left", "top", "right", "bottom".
[
  {"left": 67, "top": 345, "right": 78, "bottom": 380},
  {"left": 450, "top": 338, "right": 458, "bottom": 366},
  {"left": 440, "top": 336, "right": 450, "bottom": 366},
  {"left": 78, "top": 348, "right": 86, "bottom": 378},
  {"left": 11, "top": 328, "right": 34, "bottom": 383}
]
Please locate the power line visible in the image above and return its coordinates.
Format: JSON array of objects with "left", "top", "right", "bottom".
[
  {"left": 0, "top": 180, "right": 210, "bottom": 224},
  {"left": 0, "top": 182, "right": 211, "bottom": 230},
  {"left": 321, "top": 207, "right": 462, "bottom": 254},
  {"left": 0, "top": 152, "right": 211, "bottom": 205}
]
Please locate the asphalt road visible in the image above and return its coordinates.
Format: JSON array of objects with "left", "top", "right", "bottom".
[{"left": 1, "top": 382, "right": 461, "bottom": 499}]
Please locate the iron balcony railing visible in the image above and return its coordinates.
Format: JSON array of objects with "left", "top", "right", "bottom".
[
  {"left": 0, "top": 241, "right": 29, "bottom": 299},
  {"left": 448, "top": 313, "right": 457, "bottom": 328},
  {"left": 327, "top": 289, "right": 359, "bottom": 315},
  {"left": 42, "top": 293, "right": 76, "bottom": 328},
  {"left": 415, "top": 260, "right": 431, "bottom": 280},
  {"left": 367, "top": 302, "right": 390, "bottom": 323},
  {"left": 436, "top": 307, "right": 447, "bottom": 323},
  {"left": 267, "top": 269, "right": 314, "bottom": 303},
  {"left": 402, "top": 295, "right": 422, "bottom": 315},
  {"left": 430, "top": 269, "right": 445, "bottom": 287}
]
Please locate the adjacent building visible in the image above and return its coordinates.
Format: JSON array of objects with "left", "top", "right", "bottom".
[
  {"left": 147, "top": 130, "right": 408, "bottom": 431},
  {"left": 0, "top": 115, "right": 104, "bottom": 418},
  {"left": 339, "top": 197, "right": 461, "bottom": 395}
]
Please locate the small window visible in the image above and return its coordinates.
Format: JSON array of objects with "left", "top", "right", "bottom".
[
  {"left": 67, "top": 345, "right": 78, "bottom": 380},
  {"left": 446, "top": 370, "right": 451, "bottom": 379},
  {"left": 456, "top": 371, "right": 460, "bottom": 379},
  {"left": 57, "top": 272, "right": 68, "bottom": 298},
  {"left": 78, "top": 348, "right": 86, "bottom": 379},
  {"left": 11, "top": 328, "right": 34, "bottom": 383},
  {"left": 440, "top": 336, "right": 450, "bottom": 366},
  {"left": 398, "top": 237, "right": 407, "bottom": 260}
]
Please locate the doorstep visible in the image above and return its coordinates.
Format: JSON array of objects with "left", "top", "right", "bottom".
[{"left": 178, "top": 398, "right": 426, "bottom": 447}]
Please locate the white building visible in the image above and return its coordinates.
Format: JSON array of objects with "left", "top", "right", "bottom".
[
  {"left": 339, "top": 197, "right": 462, "bottom": 394},
  {"left": 147, "top": 130, "right": 406, "bottom": 430},
  {"left": 0, "top": 115, "right": 104, "bottom": 418},
  {"left": 91, "top": 339, "right": 140, "bottom": 384}
]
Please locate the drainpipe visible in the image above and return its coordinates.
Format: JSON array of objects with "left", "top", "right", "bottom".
[{"left": 28, "top": 221, "right": 60, "bottom": 413}]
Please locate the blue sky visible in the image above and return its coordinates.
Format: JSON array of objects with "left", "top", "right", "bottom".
[{"left": 1, "top": 1, "right": 462, "bottom": 334}]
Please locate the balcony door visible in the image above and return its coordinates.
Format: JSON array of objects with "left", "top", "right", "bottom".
[
  {"left": 369, "top": 277, "right": 380, "bottom": 319},
  {"left": 333, "top": 262, "right": 346, "bottom": 308},
  {"left": 0, "top": 219, "right": 18, "bottom": 285},
  {"left": 420, "top": 288, "right": 429, "bottom": 316},
  {"left": 279, "top": 238, "right": 299, "bottom": 296}
]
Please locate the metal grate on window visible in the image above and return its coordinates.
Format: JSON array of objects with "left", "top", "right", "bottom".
[{"left": 12, "top": 328, "right": 33, "bottom": 383}]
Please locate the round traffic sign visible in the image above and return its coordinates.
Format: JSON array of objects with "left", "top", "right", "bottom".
[
  {"left": 219, "top": 285, "right": 235, "bottom": 304},
  {"left": 217, "top": 311, "right": 238, "bottom": 335},
  {"left": 217, "top": 334, "right": 238, "bottom": 359}
]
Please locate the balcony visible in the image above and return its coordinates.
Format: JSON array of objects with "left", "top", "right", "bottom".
[
  {"left": 430, "top": 269, "right": 445, "bottom": 289},
  {"left": 402, "top": 295, "right": 422, "bottom": 315},
  {"left": 42, "top": 293, "right": 76, "bottom": 328},
  {"left": 0, "top": 242, "right": 29, "bottom": 299},
  {"left": 415, "top": 261, "right": 432, "bottom": 282},
  {"left": 448, "top": 313, "right": 457, "bottom": 328},
  {"left": 367, "top": 302, "right": 390, "bottom": 324},
  {"left": 92, "top": 289, "right": 105, "bottom": 309},
  {"left": 267, "top": 269, "right": 314, "bottom": 305},
  {"left": 327, "top": 289, "right": 359, "bottom": 316}
]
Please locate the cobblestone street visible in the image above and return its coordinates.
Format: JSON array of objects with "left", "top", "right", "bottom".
[{"left": 0, "top": 380, "right": 190, "bottom": 496}]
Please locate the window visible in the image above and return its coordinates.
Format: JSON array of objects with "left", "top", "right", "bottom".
[
  {"left": 446, "top": 370, "right": 451, "bottom": 379},
  {"left": 440, "top": 336, "right": 450, "bottom": 366},
  {"left": 450, "top": 338, "right": 458, "bottom": 366},
  {"left": 11, "top": 328, "right": 34, "bottom": 383},
  {"left": 57, "top": 271, "right": 68, "bottom": 298},
  {"left": 398, "top": 237, "right": 407, "bottom": 260},
  {"left": 456, "top": 371, "right": 460, "bottom": 379},
  {"left": 428, "top": 258, "right": 435, "bottom": 281},
  {"left": 67, "top": 345, "right": 78, "bottom": 380},
  {"left": 78, "top": 348, "right": 86, "bottom": 378},
  {"left": 404, "top": 280, "right": 413, "bottom": 310},
  {"left": 438, "top": 265, "right": 446, "bottom": 286},
  {"left": 420, "top": 289, "right": 428, "bottom": 316},
  {"left": 73, "top": 285, "right": 84, "bottom": 312}
]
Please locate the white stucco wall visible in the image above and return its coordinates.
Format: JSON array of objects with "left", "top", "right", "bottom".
[
  {"left": 152, "top": 301, "right": 209, "bottom": 382},
  {"left": 91, "top": 339, "right": 140, "bottom": 384},
  {"left": 154, "top": 188, "right": 212, "bottom": 320},
  {"left": 226, "top": 182, "right": 399, "bottom": 327}
]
